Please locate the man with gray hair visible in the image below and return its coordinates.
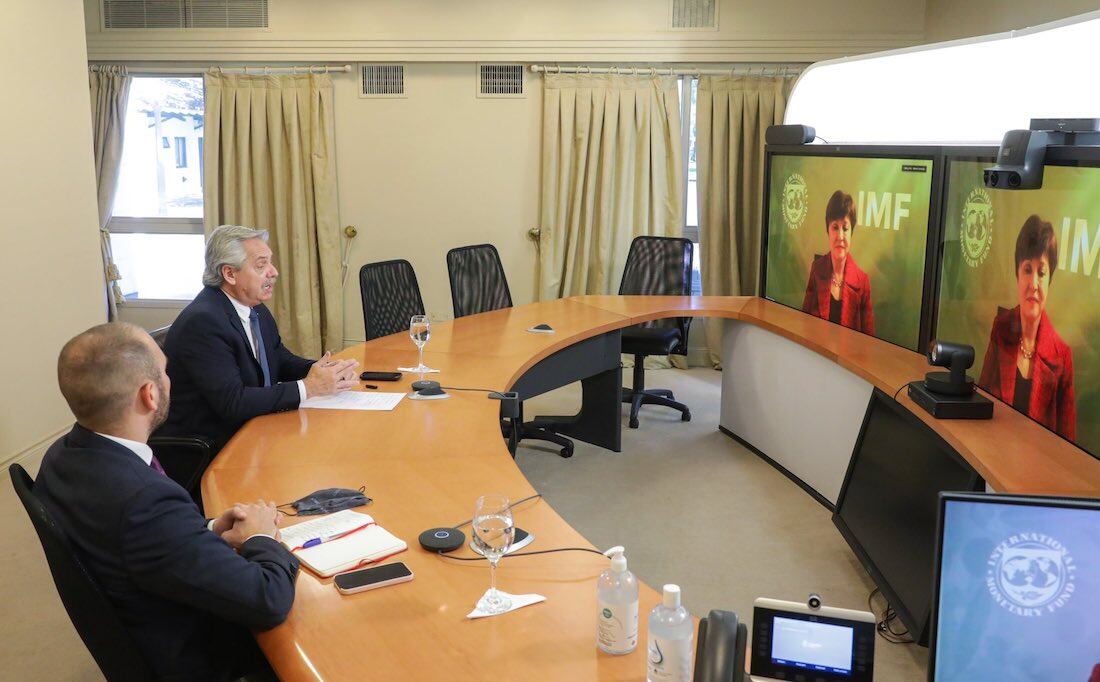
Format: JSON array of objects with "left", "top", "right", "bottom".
[
  {"left": 35, "top": 322, "right": 298, "bottom": 680},
  {"left": 157, "top": 224, "right": 358, "bottom": 451}
]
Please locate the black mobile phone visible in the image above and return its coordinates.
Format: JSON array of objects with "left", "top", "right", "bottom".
[
  {"left": 360, "top": 371, "right": 402, "bottom": 382},
  {"left": 334, "top": 562, "right": 413, "bottom": 594}
]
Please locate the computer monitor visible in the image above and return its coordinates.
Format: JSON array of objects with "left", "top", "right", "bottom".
[
  {"left": 760, "top": 146, "right": 942, "bottom": 351},
  {"left": 933, "top": 146, "right": 1100, "bottom": 461},
  {"left": 930, "top": 492, "right": 1100, "bottom": 681},
  {"left": 832, "top": 390, "right": 983, "bottom": 645}
]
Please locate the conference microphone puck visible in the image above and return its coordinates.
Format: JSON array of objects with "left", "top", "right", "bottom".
[{"left": 419, "top": 527, "right": 466, "bottom": 553}]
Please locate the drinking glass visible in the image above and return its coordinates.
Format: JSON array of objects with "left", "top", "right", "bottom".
[
  {"left": 409, "top": 314, "right": 433, "bottom": 377},
  {"left": 472, "top": 494, "right": 515, "bottom": 614}
]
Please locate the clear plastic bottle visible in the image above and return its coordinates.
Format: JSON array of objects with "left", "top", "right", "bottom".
[
  {"left": 646, "top": 584, "right": 693, "bottom": 682},
  {"left": 597, "top": 546, "right": 638, "bottom": 654}
]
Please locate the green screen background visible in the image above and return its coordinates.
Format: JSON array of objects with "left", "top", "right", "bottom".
[
  {"left": 937, "top": 161, "right": 1100, "bottom": 457},
  {"left": 764, "top": 155, "right": 934, "bottom": 350}
]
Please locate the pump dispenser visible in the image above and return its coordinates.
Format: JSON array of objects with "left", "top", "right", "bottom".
[{"left": 597, "top": 546, "right": 638, "bottom": 654}]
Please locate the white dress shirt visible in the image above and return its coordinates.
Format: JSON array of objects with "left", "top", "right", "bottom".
[
  {"left": 222, "top": 291, "right": 308, "bottom": 401},
  {"left": 95, "top": 430, "right": 274, "bottom": 541}
]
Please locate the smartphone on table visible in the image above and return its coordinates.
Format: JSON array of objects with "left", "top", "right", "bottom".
[
  {"left": 360, "top": 371, "right": 402, "bottom": 382},
  {"left": 335, "top": 562, "right": 414, "bottom": 594}
]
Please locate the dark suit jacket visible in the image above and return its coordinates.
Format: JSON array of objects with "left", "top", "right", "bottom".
[
  {"left": 801, "top": 253, "right": 875, "bottom": 335},
  {"left": 34, "top": 424, "right": 299, "bottom": 681},
  {"left": 158, "top": 286, "right": 315, "bottom": 449},
  {"left": 978, "top": 306, "right": 1076, "bottom": 440}
]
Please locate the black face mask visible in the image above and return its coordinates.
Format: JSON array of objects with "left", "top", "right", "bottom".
[{"left": 285, "top": 486, "right": 371, "bottom": 516}]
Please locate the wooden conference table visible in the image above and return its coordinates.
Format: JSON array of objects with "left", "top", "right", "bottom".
[{"left": 202, "top": 295, "right": 1100, "bottom": 681}]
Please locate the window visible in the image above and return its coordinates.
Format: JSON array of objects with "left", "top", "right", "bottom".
[
  {"left": 679, "top": 77, "right": 703, "bottom": 295},
  {"left": 174, "top": 136, "right": 187, "bottom": 168},
  {"left": 111, "top": 76, "right": 205, "bottom": 303}
]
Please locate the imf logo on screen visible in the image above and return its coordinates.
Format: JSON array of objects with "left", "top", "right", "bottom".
[
  {"left": 986, "top": 533, "right": 1076, "bottom": 617},
  {"left": 961, "top": 187, "right": 994, "bottom": 267},
  {"left": 781, "top": 173, "right": 808, "bottom": 230}
]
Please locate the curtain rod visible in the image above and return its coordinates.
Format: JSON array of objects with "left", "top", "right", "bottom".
[
  {"left": 530, "top": 64, "right": 804, "bottom": 77},
  {"left": 89, "top": 64, "right": 352, "bottom": 75}
]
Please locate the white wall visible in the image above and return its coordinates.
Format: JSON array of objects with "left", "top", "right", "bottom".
[
  {"left": 925, "top": 0, "right": 1098, "bottom": 42},
  {"left": 86, "top": 0, "right": 929, "bottom": 347},
  {"left": 1, "top": 1, "right": 105, "bottom": 464}
]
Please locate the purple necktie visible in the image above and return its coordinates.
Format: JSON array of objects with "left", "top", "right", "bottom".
[{"left": 150, "top": 454, "right": 167, "bottom": 476}]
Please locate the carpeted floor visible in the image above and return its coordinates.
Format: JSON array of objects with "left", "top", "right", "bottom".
[{"left": 0, "top": 368, "right": 927, "bottom": 680}]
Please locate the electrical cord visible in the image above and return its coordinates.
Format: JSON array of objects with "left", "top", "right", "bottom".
[
  {"left": 436, "top": 547, "right": 607, "bottom": 561},
  {"left": 452, "top": 493, "right": 542, "bottom": 530},
  {"left": 814, "top": 135, "right": 831, "bottom": 144},
  {"left": 867, "top": 588, "right": 915, "bottom": 644},
  {"left": 892, "top": 382, "right": 909, "bottom": 402}
]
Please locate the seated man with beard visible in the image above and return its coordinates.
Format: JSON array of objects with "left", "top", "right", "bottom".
[{"left": 34, "top": 322, "right": 299, "bottom": 680}]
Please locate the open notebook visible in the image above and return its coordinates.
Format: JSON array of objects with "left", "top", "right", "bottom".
[{"left": 280, "top": 510, "right": 407, "bottom": 578}]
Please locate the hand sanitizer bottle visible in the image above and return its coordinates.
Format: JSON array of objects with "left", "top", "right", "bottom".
[
  {"left": 646, "top": 584, "right": 693, "bottom": 682},
  {"left": 597, "top": 546, "right": 638, "bottom": 654}
]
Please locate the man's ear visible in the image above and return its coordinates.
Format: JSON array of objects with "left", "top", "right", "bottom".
[
  {"left": 221, "top": 263, "right": 237, "bottom": 285},
  {"left": 138, "top": 381, "right": 158, "bottom": 415}
]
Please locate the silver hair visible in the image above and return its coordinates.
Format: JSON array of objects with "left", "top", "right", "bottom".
[{"left": 202, "top": 225, "right": 270, "bottom": 287}]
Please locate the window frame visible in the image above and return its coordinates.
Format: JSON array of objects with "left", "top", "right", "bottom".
[{"left": 109, "top": 70, "right": 206, "bottom": 307}]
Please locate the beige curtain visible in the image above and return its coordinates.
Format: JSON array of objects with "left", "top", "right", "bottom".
[
  {"left": 89, "top": 66, "right": 132, "bottom": 321},
  {"left": 538, "top": 73, "right": 684, "bottom": 301},
  {"left": 696, "top": 75, "right": 796, "bottom": 366},
  {"left": 203, "top": 72, "right": 342, "bottom": 358}
]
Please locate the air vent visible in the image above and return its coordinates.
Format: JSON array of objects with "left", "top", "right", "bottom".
[
  {"left": 360, "top": 65, "right": 406, "bottom": 98},
  {"left": 478, "top": 64, "right": 525, "bottom": 98},
  {"left": 669, "top": 0, "right": 718, "bottom": 30},
  {"left": 102, "top": 0, "right": 269, "bottom": 29}
]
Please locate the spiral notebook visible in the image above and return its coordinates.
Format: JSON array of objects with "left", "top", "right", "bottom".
[{"left": 281, "top": 510, "right": 407, "bottom": 578}]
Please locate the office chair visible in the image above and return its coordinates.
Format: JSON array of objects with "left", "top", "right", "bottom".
[
  {"left": 445, "top": 244, "right": 574, "bottom": 458},
  {"left": 359, "top": 259, "right": 427, "bottom": 340},
  {"left": 9, "top": 463, "right": 156, "bottom": 682},
  {"left": 147, "top": 323, "right": 216, "bottom": 512},
  {"left": 619, "top": 236, "right": 694, "bottom": 428}
]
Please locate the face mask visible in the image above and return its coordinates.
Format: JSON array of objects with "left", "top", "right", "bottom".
[{"left": 285, "top": 486, "right": 371, "bottom": 516}]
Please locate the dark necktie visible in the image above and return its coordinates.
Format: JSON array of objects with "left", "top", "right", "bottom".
[
  {"left": 249, "top": 308, "right": 272, "bottom": 387},
  {"left": 150, "top": 454, "right": 167, "bottom": 476}
]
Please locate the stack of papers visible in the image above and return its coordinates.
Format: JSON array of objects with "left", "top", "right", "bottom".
[
  {"left": 300, "top": 391, "right": 405, "bottom": 411},
  {"left": 281, "top": 510, "right": 407, "bottom": 577}
]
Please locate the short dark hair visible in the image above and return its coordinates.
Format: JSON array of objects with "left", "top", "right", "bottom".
[
  {"left": 57, "top": 323, "right": 160, "bottom": 431},
  {"left": 1014, "top": 214, "right": 1058, "bottom": 283},
  {"left": 825, "top": 190, "right": 857, "bottom": 233}
]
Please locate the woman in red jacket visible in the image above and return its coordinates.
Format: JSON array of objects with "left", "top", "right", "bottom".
[
  {"left": 977, "top": 215, "right": 1076, "bottom": 440},
  {"left": 801, "top": 190, "right": 875, "bottom": 334}
]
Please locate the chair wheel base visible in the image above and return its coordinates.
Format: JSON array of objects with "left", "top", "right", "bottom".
[{"left": 682, "top": 410, "right": 691, "bottom": 422}]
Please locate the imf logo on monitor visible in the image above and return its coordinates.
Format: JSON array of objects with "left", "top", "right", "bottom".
[
  {"left": 986, "top": 533, "right": 1076, "bottom": 617},
  {"left": 781, "top": 173, "right": 808, "bottom": 230},
  {"left": 961, "top": 187, "right": 994, "bottom": 267}
]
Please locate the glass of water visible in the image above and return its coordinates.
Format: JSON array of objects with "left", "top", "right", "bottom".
[
  {"left": 472, "top": 494, "right": 515, "bottom": 615},
  {"left": 409, "top": 314, "right": 433, "bottom": 377}
]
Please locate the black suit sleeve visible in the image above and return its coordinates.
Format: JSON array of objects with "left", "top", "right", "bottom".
[
  {"left": 175, "top": 312, "right": 302, "bottom": 423},
  {"left": 119, "top": 482, "right": 299, "bottom": 631}
]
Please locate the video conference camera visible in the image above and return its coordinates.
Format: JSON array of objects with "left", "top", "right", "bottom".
[
  {"left": 906, "top": 340, "right": 993, "bottom": 420},
  {"left": 984, "top": 118, "right": 1100, "bottom": 190}
]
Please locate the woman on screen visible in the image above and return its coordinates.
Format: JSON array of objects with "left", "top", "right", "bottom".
[
  {"left": 801, "top": 190, "right": 874, "bottom": 334},
  {"left": 978, "top": 215, "right": 1076, "bottom": 440}
]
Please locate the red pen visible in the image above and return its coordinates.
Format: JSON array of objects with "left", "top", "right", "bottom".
[{"left": 290, "top": 522, "right": 375, "bottom": 552}]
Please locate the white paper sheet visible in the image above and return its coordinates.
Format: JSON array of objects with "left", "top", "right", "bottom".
[
  {"left": 466, "top": 591, "right": 546, "bottom": 619},
  {"left": 299, "top": 391, "right": 405, "bottom": 411}
]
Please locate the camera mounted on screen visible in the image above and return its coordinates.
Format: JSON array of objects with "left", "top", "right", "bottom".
[
  {"left": 906, "top": 340, "right": 993, "bottom": 420},
  {"left": 984, "top": 119, "right": 1100, "bottom": 190}
]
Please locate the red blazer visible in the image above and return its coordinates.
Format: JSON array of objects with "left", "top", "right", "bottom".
[
  {"left": 977, "top": 307, "right": 1076, "bottom": 441},
  {"left": 801, "top": 254, "right": 875, "bottom": 334}
]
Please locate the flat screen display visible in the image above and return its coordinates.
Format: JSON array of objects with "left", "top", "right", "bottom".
[
  {"left": 833, "top": 391, "right": 982, "bottom": 643},
  {"left": 933, "top": 495, "right": 1100, "bottom": 681},
  {"left": 771, "top": 616, "right": 853, "bottom": 675},
  {"left": 764, "top": 153, "right": 935, "bottom": 351},
  {"left": 936, "top": 158, "right": 1100, "bottom": 459}
]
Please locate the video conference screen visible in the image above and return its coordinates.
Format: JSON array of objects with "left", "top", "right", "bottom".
[
  {"left": 771, "top": 617, "right": 853, "bottom": 675},
  {"left": 936, "top": 159, "right": 1100, "bottom": 458},
  {"left": 934, "top": 497, "right": 1100, "bottom": 681},
  {"left": 764, "top": 153, "right": 935, "bottom": 351}
]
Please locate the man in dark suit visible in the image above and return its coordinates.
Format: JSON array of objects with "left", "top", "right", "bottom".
[
  {"left": 157, "top": 224, "right": 358, "bottom": 450},
  {"left": 35, "top": 322, "right": 299, "bottom": 681}
]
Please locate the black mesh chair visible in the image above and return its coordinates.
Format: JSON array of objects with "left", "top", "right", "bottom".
[
  {"left": 147, "top": 323, "right": 215, "bottom": 512},
  {"left": 445, "top": 244, "right": 513, "bottom": 318},
  {"left": 619, "top": 236, "right": 694, "bottom": 428},
  {"left": 445, "top": 244, "right": 574, "bottom": 457},
  {"left": 9, "top": 463, "right": 155, "bottom": 682},
  {"left": 359, "top": 259, "right": 426, "bottom": 340}
]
